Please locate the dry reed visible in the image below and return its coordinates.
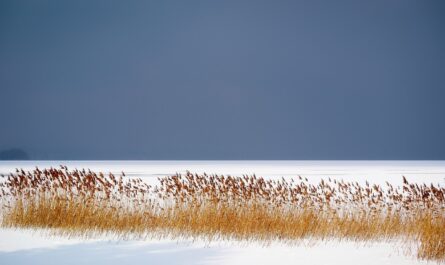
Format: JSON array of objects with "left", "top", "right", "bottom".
[{"left": 0, "top": 166, "right": 444, "bottom": 261}]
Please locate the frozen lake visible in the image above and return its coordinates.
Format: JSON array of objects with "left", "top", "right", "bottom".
[
  {"left": 1, "top": 160, "right": 445, "bottom": 181},
  {"left": 1, "top": 160, "right": 444, "bottom": 265}
]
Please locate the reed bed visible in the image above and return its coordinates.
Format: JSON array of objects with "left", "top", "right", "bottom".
[{"left": 0, "top": 166, "right": 444, "bottom": 261}]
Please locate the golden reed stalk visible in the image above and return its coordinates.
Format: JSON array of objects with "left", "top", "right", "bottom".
[{"left": 0, "top": 167, "right": 444, "bottom": 261}]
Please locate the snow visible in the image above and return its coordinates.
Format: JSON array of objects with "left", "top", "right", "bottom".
[
  {"left": 0, "top": 229, "right": 428, "bottom": 265},
  {"left": 1, "top": 161, "right": 444, "bottom": 265}
]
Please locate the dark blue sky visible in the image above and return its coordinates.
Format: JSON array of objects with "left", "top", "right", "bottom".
[{"left": 1, "top": 0, "right": 444, "bottom": 160}]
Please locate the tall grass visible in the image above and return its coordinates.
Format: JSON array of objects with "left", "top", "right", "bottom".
[{"left": 0, "top": 167, "right": 444, "bottom": 261}]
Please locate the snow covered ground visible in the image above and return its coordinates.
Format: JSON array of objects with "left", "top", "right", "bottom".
[
  {"left": 1, "top": 161, "right": 444, "bottom": 265},
  {"left": 0, "top": 228, "right": 429, "bottom": 265}
]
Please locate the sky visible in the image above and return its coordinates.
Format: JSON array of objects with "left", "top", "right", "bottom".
[{"left": 0, "top": 0, "right": 444, "bottom": 160}]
